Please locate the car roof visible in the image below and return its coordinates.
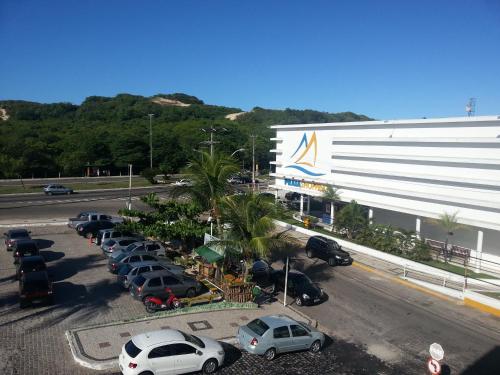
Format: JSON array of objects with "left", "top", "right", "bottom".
[
  {"left": 133, "top": 329, "right": 185, "bottom": 349},
  {"left": 7, "top": 228, "right": 30, "bottom": 235},
  {"left": 14, "top": 239, "right": 38, "bottom": 246},
  {"left": 257, "top": 314, "right": 298, "bottom": 328},
  {"left": 140, "top": 269, "right": 174, "bottom": 279},
  {"left": 129, "top": 260, "right": 161, "bottom": 268},
  {"left": 23, "top": 270, "right": 49, "bottom": 281},
  {"left": 123, "top": 250, "right": 156, "bottom": 258},
  {"left": 20, "top": 255, "right": 45, "bottom": 263}
]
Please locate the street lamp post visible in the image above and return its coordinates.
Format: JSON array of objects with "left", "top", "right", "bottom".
[
  {"left": 127, "top": 164, "right": 133, "bottom": 210},
  {"left": 230, "top": 148, "right": 245, "bottom": 157},
  {"left": 250, "top": 135, "right": 257, "bottom": 191},
  {"left": 200, "top": 127, "right": 227, "bottom": 156},
  {"left": 148, "top": 114, "right": 154, "bottom": 169}
]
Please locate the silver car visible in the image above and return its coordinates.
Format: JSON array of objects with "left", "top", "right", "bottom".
[
  {"left": 117, "top": 260, "right": 185, "bottom": 289},
  {"left": 101, "top": 237, "right": 143, "bottom": 257},
  {"left": 237, "top": 315, "right": 325, "bottom": 361},
  {"left": 111, "top": 240, "right": 167, "bottom": 259},
  {"left": 44, "top": 184, "right": 73, "bottom": 195}
]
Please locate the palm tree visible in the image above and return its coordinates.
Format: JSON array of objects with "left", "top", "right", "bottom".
[
  {"left": 173, "top": 151, "right": 238, "bottom": 234},
  {"left": 428, "top": 211, "right": 464, "bottom": 262},
  {"left": 213, "top": 193, "right": 294, "bottom": 277},
  {"left": 335, "top": 200, "right": 367, "bottom": 239},
  {"left": 322, "top": 185, "right": 341, "bottom": 231}
]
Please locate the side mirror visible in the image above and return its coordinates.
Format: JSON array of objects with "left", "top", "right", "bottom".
[{"left": 196, "top": 350, "right": 203, "bottom": 356}]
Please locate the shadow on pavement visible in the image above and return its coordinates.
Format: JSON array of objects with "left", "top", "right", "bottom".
[
  {"left": 461, "top": 345, "right": 500, "bottom": 375},
  {"left": 34, "top": 239, "right": 54, "bottom": 250},
  {"left": 40, "top": 250, "right": 65, "bottom": 262},
  {"left": 49, "top": 253, "right": 103, "bottom": 282},
  {"left": 220, "top": 342, "right": 242, "bottom": 368}
]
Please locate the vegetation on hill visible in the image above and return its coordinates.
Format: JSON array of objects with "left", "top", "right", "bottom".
[{"left": 0, "top": 93, "right": 371, "bottom": 178}]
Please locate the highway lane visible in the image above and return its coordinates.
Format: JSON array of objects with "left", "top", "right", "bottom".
[
  {"left": 0, "top": 175, "right": 146, "bottom": 186},
  {"left": 0, "top": 186, "right": 172, "bottom": 207}
]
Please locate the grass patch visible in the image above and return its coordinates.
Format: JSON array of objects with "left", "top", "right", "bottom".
[
  {"left": 0, "top": 178, "right": 153, "bottom": 194},
  {"left": 481, "top": 292, "right": 500, "bottom": 299}
]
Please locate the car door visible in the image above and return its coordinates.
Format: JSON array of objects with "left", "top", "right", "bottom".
[
  {"left": 272, "top": 326, "right": 294, "bottom": 353},
  {"left": 162, "top": 275, "right": 183, "bottom": 296},
  {"left": 147, "top": 344, "right": 176, "bottom": 375},
  {"left": 137, "top": 266, "right": 151, "bottom": 276},
  {"left": 141, "top": 254, "right": 156, "bottom": 262},
  {"left": 126, "top": 255, "right": 141, "bottom": 264},
  {"left": 290, "top": 324, "right": 312, "bottom": 351},
  {"left": 171, "top": 343, "right": 199, "bottom": 373}
]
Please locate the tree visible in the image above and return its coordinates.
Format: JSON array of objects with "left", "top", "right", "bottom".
[
  {"left": 213, "top": 193, "right": 293, "bottom": 276},
  {"left": 322, "top": 185, "right": 341, "bottom": 231},
  {"left": 428, "top": 211, "right": 465, "bottom": 262},
  {"left": 173, "top": 151, "right": 238, "bottom": 234},
  {"left": 335, "top": 200, "right": 367, "bottom": 239}
]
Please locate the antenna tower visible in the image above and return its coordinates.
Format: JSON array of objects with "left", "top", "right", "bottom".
[{"left": 465, "top": 98, "right": 476, "bottom": 117}]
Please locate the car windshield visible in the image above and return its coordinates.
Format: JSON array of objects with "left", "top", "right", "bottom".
[
  {"left": 118, "top": 265, "right": 132, "bottom": 276},
  {"left": 181, "top": 331, "right": 205, "bottom": 348},
  {"left": 104, "top": 240, "right": 116, "bottom": 246},
  {"left": 247, "top": 319, "right": 270, "bottom": 336},
  {"left": 114, "top": 252, "right": 127, "bottom": 262},
  {"left": 294, "top": 274, "right": 313, "bottom": 286},
  {"left": 133, "top": 275, "right": 146, "bottom": 287},
  {"left": 125, "top": 243, "right": 138, "bottom": 252},
  {"left": 125, "top": 340, "right": 142, "bottom": 358}
]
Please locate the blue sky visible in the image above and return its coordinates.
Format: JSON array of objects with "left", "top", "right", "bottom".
[{"left": 1, "top": 0, "right": 499, "bottom": 119}]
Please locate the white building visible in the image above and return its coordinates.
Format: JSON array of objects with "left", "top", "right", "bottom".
[{"left": 269, "top": 115, "right": 500, "bottom": 269}]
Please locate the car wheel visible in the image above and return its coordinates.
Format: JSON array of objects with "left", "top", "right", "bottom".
[
  {"left": 328, "top": 258, "right": 336, "bottom": 267},
  {"left": 138, "top": 372, "right": 154, "bottom": 375},
  {"left": 66, "top": 191, "right": 70, "bottom": 195},
  {"left": 48, "top": 192, "right": 53, "bottom": 196},
  {"left": 295, "top": 296, "right": 303, "bottom": 306},
  {"left": 186, "top": 287, "right": 196, "bottom": 298},
  {"left": 202, "top": 358, "right": 218, "bottom": 374},
  {"left": 264, "top": 347, "right": 276, "bottom": 361},
  {"left": 85, "top": 232, "right": 92, "bottom": 239},
  {"left": 310, "top": 340, "right": 321, "bottom": 353},
  {"left": 19, "top": 300, "right": 27, "bottom": 309},
  {"left": 269, "top": 283, "right": 276, "bottom": 294},
  {"left": 306, "top": 249, "right": 313, "bottom": 258},
  {"left": 145, "top": 300, "right": 157, "bottom": 313}
]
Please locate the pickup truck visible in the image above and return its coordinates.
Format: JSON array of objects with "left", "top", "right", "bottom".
[{"left": 67, "top": 211, "right": 123, "bottom": 229}]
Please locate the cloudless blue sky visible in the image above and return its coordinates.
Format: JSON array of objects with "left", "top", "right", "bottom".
[{"left": 1, "top": 0, "right": 499, "bottom": 119}]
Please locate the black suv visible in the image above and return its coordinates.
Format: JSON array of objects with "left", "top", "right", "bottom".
[
  {"left": 305, "top": 235, "right": 352, "bottom": 266},
  {"left": 16, "top": 255, "right": 47, "bottom": 280},
  {"left": 19, "top": 270, "right": 53, "bottom": 308},
  {"left": 4, "top": 229, "right": 31, "bottom": 251},
  {"left": 12, "top": 239, "right": 40, "bottom": 264}
]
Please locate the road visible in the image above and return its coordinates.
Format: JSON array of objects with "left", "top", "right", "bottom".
[
  {"left": 0, "top": 175, "right": 145, "bottom": 186},
  {"left": 273, "top": 233, "right": 500, "bottom": 374}
]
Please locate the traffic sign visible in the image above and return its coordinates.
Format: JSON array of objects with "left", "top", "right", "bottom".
[
  {"left": 427, "top": 358, "right": 441, "bottom": 375},
  {"left": 429, "top": 343, "right": 444, "bottom": 361}
]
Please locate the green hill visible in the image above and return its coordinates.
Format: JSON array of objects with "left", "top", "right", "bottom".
[{"left": 0, "top": 93, "right": 371, "bottom": 178}]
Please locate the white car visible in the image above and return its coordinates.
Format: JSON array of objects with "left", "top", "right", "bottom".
[
  {"left": 119, "top": 329, "right": 224, "bottom": 375},
  {"left": 173, "top": 179, "right": 192, "bottom": 187}
]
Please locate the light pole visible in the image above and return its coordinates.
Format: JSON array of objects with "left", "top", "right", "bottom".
[
  {"left": 250, "top": 135, "right": 257, "bottom": 191},
  {"left": 201, "top": 127, "right": 227, "bottom": 156},
  {"left": 230, "top": 148, "right": 245, "bottom": 157},
  {"left": 127, "top": 164, "right": 133, "bottom": 210},
  {"left": 148, "top": 114, "right": 154, "bottom": 169}
]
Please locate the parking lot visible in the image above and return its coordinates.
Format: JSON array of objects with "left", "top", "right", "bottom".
[{"left": 0, "top": 225, "right": 403, "bottom": 375}]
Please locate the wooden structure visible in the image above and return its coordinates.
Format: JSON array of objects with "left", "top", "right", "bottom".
[{"left": 221, "top": 282, "right": 255, "bottom": 303}]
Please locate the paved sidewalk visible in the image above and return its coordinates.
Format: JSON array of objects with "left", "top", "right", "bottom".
[{"left": 67, "top": 302, "right": 317, "bottom": 370}]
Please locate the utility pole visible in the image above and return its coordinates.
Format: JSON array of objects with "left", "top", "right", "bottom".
[
  {"left": 127, "top": 164, "right": 132, "bottom": 210},
  {"left": 200, "top": 127, "right": 227, "bottom": 156},
  {"left": 148, "top": 114, "right": 154, "bottom": 169},
  {"left": 250, "top": 134, "right": 257, "bottom": 191}
]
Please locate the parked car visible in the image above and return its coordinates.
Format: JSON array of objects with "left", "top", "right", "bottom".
[
  {"left": 112, "top": 240, "right": 167, "bottom": 258},
  {"left": 12, "top": 239, "right": 40, "bottom": 264},
  {"left": 76, "top": 220, "right": 115, "bottom": 238},
  {"left": 305, "top": 235, "right": 353, "bottom": 266},
  {"left": 173, "top": 179, "right": 192, "bottom": 187},
  {"left": 4, "top": 228, "right": 31, "bottom": 251},
  {"left": 19, "top": 270, "right": 53, "bottom": 308},
  {"left": 237, "top": 315, "right": 324, "bottom": 361},
  {"left": 95, "top": 228, "right": 141, "bottom": 246},
  {"left": 118, "top": 329, "right": 224, "bottom": 375},
  {"left": 43, "top": 184, "right": 73, "bottom": 195},
  {"left": 15, "top": 255, "right": 46, "bottom": 280},
  {"left": 130, "top": 270, "right": 201, "bottom": 301},
  {"left": 101, "top": 237, "right": 143, "bottom": 257},
  {"left": 117, "top": 260, "right": 185, "bottom": 289},
  {"left": 107, "top": 251, "right": 158, "bottom": 274},
  {"left": 251, "top": 259, "right": 274, "bottom": 287},
  {"left": 68, "top": 211, "right": 123, "bottom": 229},
  {"left": 271, "top": 270, "right": 323, "bottom": 306}
]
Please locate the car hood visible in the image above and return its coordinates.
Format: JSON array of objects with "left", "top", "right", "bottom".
[
  {"left": 198, "top": 336, "right": 223, "bottom": 353},
  {"left": 296, "top": 282, "right": 322, "bottom": 298},
  {"left": 332, "top": 248, "right": 350, "bottom": 258}
]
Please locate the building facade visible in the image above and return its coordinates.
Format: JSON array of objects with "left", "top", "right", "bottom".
[{"left": 269, "top": 116, "right": 500, "bottom": 268}]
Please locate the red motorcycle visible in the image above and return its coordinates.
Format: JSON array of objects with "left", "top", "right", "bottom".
[{"left": 144, "top": 288, "right": 183, "bottom": 313}]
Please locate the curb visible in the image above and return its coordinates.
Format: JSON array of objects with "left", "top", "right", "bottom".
[
  {"left": 464, "top": 297, "right": 500, "bottom": 317},
  {"left": 66, "top": 303, "right": 257, "bottom": 369},
  {"left": 0, "top": 221, "right": 68, "bottom": 228}
]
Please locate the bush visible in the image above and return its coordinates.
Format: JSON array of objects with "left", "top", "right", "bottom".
[{"left": 140, "top": 168, "right": 160, "bottom": 184}]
